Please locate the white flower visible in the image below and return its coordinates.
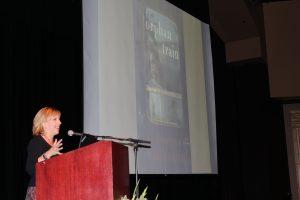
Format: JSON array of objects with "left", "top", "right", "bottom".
[{"left": 120, "top": 195, "right": 129, "bottom": 200}]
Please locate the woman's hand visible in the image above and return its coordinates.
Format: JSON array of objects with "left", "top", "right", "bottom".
[{"left": 45, "top": 139, "right": 63, "bottom": 158}]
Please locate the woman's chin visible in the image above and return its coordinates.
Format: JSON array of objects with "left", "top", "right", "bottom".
[{"left": 54, "top": 131, "right": 60, "bottom": 135}]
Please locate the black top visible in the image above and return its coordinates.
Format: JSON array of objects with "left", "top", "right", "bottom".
[{"left": 26, "top": 135, "right": 51, "bottom": 187}]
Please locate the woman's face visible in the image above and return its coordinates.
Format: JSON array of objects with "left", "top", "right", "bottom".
[{"left": 42, "top": 114, "right": 61, "bottom": 136}]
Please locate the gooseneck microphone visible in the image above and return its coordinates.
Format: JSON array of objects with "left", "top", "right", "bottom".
[
  {"left": 67, "top": 130, "right": 83, "bottom": 136},
  {"left": 67, "top": 130, "right": 99, "bottom": 138},
  {"left": 67, "top": 130, "right": 91, "bottom": 149}
]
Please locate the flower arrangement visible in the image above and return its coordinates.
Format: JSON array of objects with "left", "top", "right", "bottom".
[{"left": 121, "top": 181, "right": 159, "bottom": 200}]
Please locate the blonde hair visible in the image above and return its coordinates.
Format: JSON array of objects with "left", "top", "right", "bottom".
[{"left": 32, "top": 107, "right": 61, "bottom": 136}]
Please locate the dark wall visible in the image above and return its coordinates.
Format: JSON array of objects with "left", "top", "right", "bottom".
[
  {"left": 166, "top": 0, "right": 210, "bottom": 24},
  {"left": 210, "top": 28, "right": 290, "bottom": 200},
  {"left": 264, "top": 1, "right": 300, "bottom": 98},
  {"left": 3, "top": 0, "right": 291, "bottom": 199},
  {"left": 3, "top": 0, "right": 83, "bottom": 199}
]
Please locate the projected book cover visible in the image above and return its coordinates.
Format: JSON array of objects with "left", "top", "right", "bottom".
[
  {"left": 133, "top": 0, "right": 191, "bottom": 173},
  {"left": 145, "top": 8, "right": 183, "bottom": 127}
]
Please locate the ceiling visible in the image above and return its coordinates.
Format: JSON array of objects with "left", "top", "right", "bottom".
[
  {"left": 168, "top": 0, "right": 277, "bottom": 62},
  {"left": 209, "top": 0, "right": 290, "bottom": 62},
  {"left": 210, "top": 0, "right": 261, "bottom": 42}
]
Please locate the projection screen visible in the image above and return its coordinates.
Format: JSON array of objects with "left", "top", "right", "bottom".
[{"left": 83, "top": 0, "right": 217, "bottom": 174}]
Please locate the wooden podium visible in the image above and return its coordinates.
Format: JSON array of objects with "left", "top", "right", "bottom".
[{"left": 36, "top": 141, "right": 130, "bottom": 200}]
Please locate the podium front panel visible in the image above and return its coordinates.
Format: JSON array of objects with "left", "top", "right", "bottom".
[{"left": 36, "top": 141, "right": 129, "bottom": 200}]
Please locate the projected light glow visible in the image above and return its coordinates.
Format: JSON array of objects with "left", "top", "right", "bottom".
[{"left": 83, "top": 0, "right": 217, "bottom": 174}]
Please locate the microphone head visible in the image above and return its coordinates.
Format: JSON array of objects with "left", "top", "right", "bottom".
[{"left": 67, "top": 130, "right": 74, "bottom": 136}]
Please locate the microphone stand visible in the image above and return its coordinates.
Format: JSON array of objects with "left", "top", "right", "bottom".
[
  {"left": 96, "top": 136, "right": 151, "bottom": 198},
  {"left": 133, "top": 142, "right": 140, "bottom": 197},
  {"left": 78, "top": 135, "right": 86, "bottom": 148},
  {"left": 120, "top": 142, "right": 150, "bottom": 197}
]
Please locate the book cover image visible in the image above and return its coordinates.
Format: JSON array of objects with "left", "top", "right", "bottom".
[
  {"left": 145, "top": 8, "right": 183, "bottom": 127},
  {"left": 133, "top": 0, "right": 191, "bottom": 173}
]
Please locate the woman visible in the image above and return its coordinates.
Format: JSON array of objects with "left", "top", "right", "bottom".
[{"left": 25, "top": 107, "right": 63, "bottom": 200}]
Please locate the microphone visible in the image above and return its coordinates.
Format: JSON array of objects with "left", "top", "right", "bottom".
[
  {"left": 67, "top": 130, "right": 82, "bottom": 136},
  {"left": 67, "top": 130, "right": 97, "bottom": 138}
]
